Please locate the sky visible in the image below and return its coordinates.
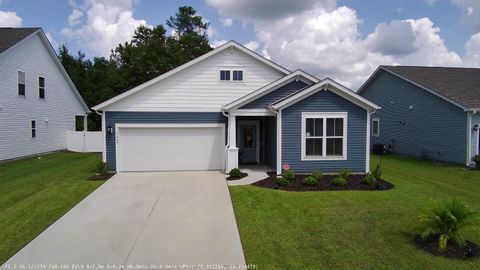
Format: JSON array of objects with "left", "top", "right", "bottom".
[{"left": 0, "top": 0, "right": 479, "bottom": 90}]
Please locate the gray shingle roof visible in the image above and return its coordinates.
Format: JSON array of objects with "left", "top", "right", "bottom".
[
  {"left": 382, "top": 65, "right": 480, "bottom": 110},
  {"left": 0, "top": 27, "right": 41, "bottom": 54}
]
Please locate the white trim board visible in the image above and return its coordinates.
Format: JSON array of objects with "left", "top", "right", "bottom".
[
  {"left": 223, "top": 69, "right": 319, "bottom": 111},
  {"left": 93, "top": 41, "right": 290, "bottom": 111},
  {"left": 270, "top": 78, "right": 380, "bottom": 111}
]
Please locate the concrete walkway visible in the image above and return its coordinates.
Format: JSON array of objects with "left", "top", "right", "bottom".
[
  {"left": 228, "top": 165, "right": 271, "bottom": 186},
  {"left": 2, "top": 172, "right": 246, "bottom": 269}
]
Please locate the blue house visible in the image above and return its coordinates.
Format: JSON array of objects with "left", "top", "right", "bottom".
[
  {"left": 93, "top": 41, "right": 379, "bottom": 174},
  {"left": 359, "top": 66, "right": 480, "bottom": 166}
]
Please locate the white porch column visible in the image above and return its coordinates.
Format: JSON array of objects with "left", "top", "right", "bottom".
[{"left": 226, "top": 114, "right": 239, "bottom": 172}]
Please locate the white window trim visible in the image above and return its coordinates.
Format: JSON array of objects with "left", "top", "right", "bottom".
[
  {"left": 17, "top": 69, "right": 26, "bottom": 96},
  {"left": 38, "top": 75, "right": 45, "bottom": 99},
  {"left": 372, "top": 118, "right": 380, "bottom": 137},
  {"left": 301, "top": 112, "right": 348, "bottom": 161},
  {"left": 218, "top": 67, "right": 245, "bottom": 83}
]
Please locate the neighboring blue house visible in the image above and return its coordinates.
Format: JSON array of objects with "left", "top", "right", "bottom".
[
  {"left": 93, "top": 41, "right": 379, "bottom": 174},
  {"left": 359, "top": 66, "right": 480, "bottom": 166}
]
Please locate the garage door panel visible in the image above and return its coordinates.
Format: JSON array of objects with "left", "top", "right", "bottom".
[{"left": 117, "top": 126, "right": 225, "bottom": 172}]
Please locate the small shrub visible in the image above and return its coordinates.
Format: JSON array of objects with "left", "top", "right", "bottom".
[
  {"left": 371, "top": 164, "right": 382, "bottom": 180},
  {"left": 229, "top": 168, "right": 242, "bottom": 178},
  {"left": 303, "top": 176, "right": 319, "bottom": 186},
  {"left": 338, "top": 168, "right": 351, "bottom": 179},
  {"left": 332, "top": 177, "right": 347, "bottom": 186},
  {"left": 96, "top": 161, "right": 109, "bottom": 175},
  {"left": 275, "top": 177, "right": 289, "bottom": 186},
  {"left": 282, "top": 170, "right": 295, "bottom": 181},
  {"left": 472, "top": 155, "right": 480, "bottom": 169},
  {"left": 419, "top": 199, "right": 478, "bottom": 252},
  {"left": 363, "top": 173, "right": 377, "bottom": 187},
  {"left": 311, "top": 170, "right": 323, "bottom": 181}
]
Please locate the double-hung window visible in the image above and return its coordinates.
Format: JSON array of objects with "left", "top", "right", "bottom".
[
  {"left": 31, "top": 120, "right": 36, "bottom": 138},
  {"left": 18, "top": 70, "right": 25, "bottom": 96},
  {"left": 39, "top": 76, "right": 45, "bottom": 99},
  {"left": 302, "top": 112, "right": 347, "bottom": 160},
  {"left": 220, "top": 70, "right": 230, "bottom": 81}
]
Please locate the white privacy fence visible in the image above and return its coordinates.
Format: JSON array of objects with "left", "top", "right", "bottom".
[{"left": 67, "top": 131, "right": 103, "bottom": 152}]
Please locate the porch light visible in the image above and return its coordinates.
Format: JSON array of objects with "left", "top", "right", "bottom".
[
  {"left": 474, "top": 124, "right": 479, "bottom": 131},
  {"left": 106, "top": 125, "right": 113, "bottom": 134}
]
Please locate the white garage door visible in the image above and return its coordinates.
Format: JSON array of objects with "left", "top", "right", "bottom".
[{"left": 116, "top": 124, "right": 225, "bottom": 172}]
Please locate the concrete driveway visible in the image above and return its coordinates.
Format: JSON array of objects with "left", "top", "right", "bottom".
[{"left": 2, "top": 171, "right": 246, "bottom": 269}]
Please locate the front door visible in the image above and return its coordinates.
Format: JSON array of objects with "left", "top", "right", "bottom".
[{"left": 239, "top": 121, "right": 258, "bottom": 164}]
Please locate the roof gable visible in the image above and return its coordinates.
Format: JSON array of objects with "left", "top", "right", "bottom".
[
  {"left": 0, "top": 28, "right": 90, "bottom": 113},
  {"left": 0, "top": 28, "right": 40, "bottom": 54},
  {"left": 224, "top": 69, "right": 319, "bottom": 111},
  {"left": 270, "top": 78, "right": 380, "bottom": 111},
  {"left": 93, "top": 41, "right": 290, "bottom": 111},
  {"left": 359, "top": 66, "right": 480, "bottom": 111}
]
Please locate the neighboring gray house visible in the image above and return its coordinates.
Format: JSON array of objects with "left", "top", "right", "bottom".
[
  {"left": 93, "top": 41, "right": 379, "bottom": 174},
  {"left": 0, "top": 28, "right": 90, "bottom": 161},
  {"left": 359, "top": 66, "right": 480, "bottom": 166}
]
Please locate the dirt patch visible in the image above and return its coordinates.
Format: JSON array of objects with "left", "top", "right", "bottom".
[
  {"left": 252, "top": 172, "right": 394, "bottom": 192},
  {"left": 88, "top": 173, "right": 115, "bottom": 181},
  {"left": 415, "top": 235, "right": 480, "bottom": 260},
  {"left": 227, "top": 173, "right": 248, "bottom": 181}
]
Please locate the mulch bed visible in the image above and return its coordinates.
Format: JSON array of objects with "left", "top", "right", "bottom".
[
  {"left": 88, "top": 173, "right": 115, "bottom": 181},
  {"left": 415, "top": 235, "right": 480, "bottom": 260},
  {"left": 252, "top": 172, "right": 394, "bottom": 192},
  {"left": 227, "top": 173, "right": 248, "bottom": 181}
]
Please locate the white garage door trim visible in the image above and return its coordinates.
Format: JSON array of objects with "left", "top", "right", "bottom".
[{"left": 115, "top": 123, "right": 226, "bottom": 172}]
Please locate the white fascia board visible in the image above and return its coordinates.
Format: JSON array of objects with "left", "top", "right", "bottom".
[
  {"left": 230, "top": 109, "right": 276, "bottom": 116},
  {"left": 223, "top": 69, "right": 319, "bottom": 111},
  {"left": 270, "top": 78, "right": 381, "bottom": 111},
  {"left": 93, "top": 40, "right": 291, "bottom": 111}
]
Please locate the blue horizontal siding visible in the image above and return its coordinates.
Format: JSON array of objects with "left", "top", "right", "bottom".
[
  {"left": 105, "top": 111, "right": 227, "bottom": 171},
  {"left": 360, "top": 70, "right": 468, "bottom": 164},
  {"left": 241, "top": 80, "right": 308, "bottom": 109},
  {"left": 282, "top": 90, "right": 367, "bottom": 173}
]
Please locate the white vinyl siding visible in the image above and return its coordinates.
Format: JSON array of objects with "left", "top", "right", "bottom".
[
  {"left": 0, "top": 33, "right": 86, "bottom": 161},
  {"left": 301, "top": 112, "right": 348, "bottom": 160},
  {"left": 104, "top": 49, "right": 284, "bottom": 112}
]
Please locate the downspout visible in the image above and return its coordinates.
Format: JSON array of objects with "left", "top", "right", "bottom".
[{"left": 268, "top": 106, "right": 281, "bottom": 175}]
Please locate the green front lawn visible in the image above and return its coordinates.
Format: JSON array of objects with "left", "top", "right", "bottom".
[
  {"left": 230, "top": 155, "right": 480, "bottom": 269},
  {"left": 0, "top": 152, "right": 104, "bottom": 264}
]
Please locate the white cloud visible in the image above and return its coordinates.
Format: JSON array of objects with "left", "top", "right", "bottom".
[
  {"left": 464, "top": 32, "right": 480, "bottom": 66},
  {"left": 207, "top": 1, "right": 465, "bottom": 89},
  {"left": 451, "top": 0, "right": 480, "bottom": 31},
  {"left": 68, "top": 9, "right": 84, "bottom": 26},
  {"left": 0, "top": 10, "right": 22, "bottom": 27},
  {"left": 62, "top": 0, "right": 148, "bottom": 56},
  {"left": 244, "top": 40, "right": 259, "bottom": 50},
  {"left": 211, "top": 39, "right": 228, "bottom": 48},
  {"left": 220, "top": 17, "right": 233, "bottom": 27}
]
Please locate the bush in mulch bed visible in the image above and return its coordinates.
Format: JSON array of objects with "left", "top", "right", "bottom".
[
  {"left": 88, "top": 173, "right": 115, "bottom": 181},
  {"left": 415, "top": 235, "right": 480, "bottom": 260},
  {"left": 226, "top": 168, "right": 248, "bottom": 180},
  {"left": 252, "top": 171, "right": 394, "bottom": 192}
]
